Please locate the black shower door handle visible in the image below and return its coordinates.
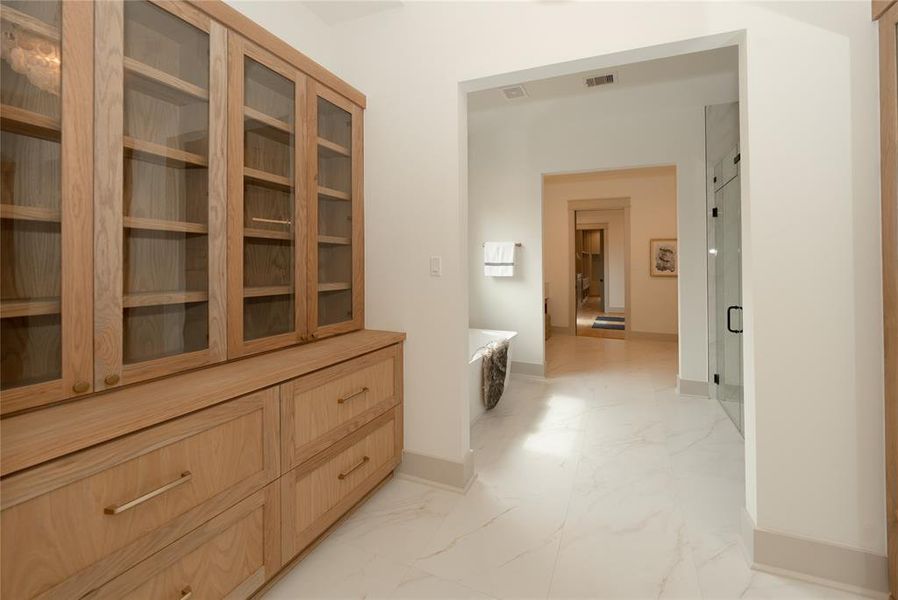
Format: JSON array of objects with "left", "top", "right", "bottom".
[{"left": 727, "top": 305, "right": 743, "bottom": 334}]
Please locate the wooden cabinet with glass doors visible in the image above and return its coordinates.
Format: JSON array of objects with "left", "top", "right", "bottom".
[
  {"left": 0, "top": 3, "right": 386, "bottom": 598},
  {"left": 309, "top": 83, "right": 363, "bottom": 338},
  {"left": 0, "top": 0, "right": 92, "bottom": 413},
  {"left": 92, "top": 0, "right": 227, "bottom": 392},
  {"left": 227, "top": 35, "right": 307, "bottom": 357},
  {"left": 0, "top": 0, "right": 366, "bottom": 412}
]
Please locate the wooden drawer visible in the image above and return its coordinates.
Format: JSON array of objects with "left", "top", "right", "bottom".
[
  {"left": 0, "top": 388, "right": 279, "bottom": 600},
  {"left": 281, "top": 345, "right": 401, "bottom": 469},
  {"left": 281, "top": 408, "right": 401, "bottom": 560},
  {"left": 84, "top": 484, "right": 280, "bottom": 600}
]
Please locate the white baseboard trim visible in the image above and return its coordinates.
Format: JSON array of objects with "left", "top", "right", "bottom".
[
  {"left": 511, "top": 361, "right": 545, "bottom": 377},
  {"left": 398, "top": 449, "right": 475, "bottom": 492},
  {"left": 396, "top": 471, "right": 477, "bottom": 494},
  {"left": 606, "top": 305, "right": 625, "bottom": 313},
  {"left": 741, "top": 509, "right": 889, "bottom": 597},
  {"left": 627, "top": 330, "right": 678, "bottom": 342},
  {"left": 677, "top": 377, "right": 710, "bottom": 398}
]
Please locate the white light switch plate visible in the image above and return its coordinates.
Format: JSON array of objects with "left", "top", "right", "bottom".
[{"left": 430, "top": 256, "right": 442, "bottom": 277}]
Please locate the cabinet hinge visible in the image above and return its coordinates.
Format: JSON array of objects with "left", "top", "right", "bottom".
[
  {"left": 733, "top": 153, "right": 741, "bottom": 164},
  {"left": 712, "top": 207, "right": 718, "bottom": 217},
  {"left": 713, "top": 373, "right": 720, "bottom": 385}
]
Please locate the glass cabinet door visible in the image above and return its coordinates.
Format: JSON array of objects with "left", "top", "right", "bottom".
[
  {"left": 94, "top": 0, "right": 226, "bottom": 391},
  {"left": 309, "top": 83, "right": 363, "bottom": 337},
  {"left": 0, "top": 0, "right": 92, "bottom": 412},
  {"left": 227, "top": 36, "right": 306, "bottom": 357}
]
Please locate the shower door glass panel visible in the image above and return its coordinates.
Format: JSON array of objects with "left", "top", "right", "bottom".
[{"left": 713, "top": 162, "right": 743, "bottom": 432}]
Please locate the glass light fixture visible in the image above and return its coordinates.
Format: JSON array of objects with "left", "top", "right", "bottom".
[{"left": 1, "top": 24, "right": 61, "bottom": 96}]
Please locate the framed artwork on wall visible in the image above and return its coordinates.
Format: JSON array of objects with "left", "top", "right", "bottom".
[{"left": 650, "top": 239, "right": 678, "bottom": 277}]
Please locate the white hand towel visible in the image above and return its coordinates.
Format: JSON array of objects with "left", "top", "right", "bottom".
[{"left": 484, "top": 242, "right": 516, "bottom": 277}]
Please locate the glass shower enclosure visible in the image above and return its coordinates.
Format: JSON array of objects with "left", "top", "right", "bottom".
[{"left": 706, "top": 103, "right": 744, "bottom": 433}]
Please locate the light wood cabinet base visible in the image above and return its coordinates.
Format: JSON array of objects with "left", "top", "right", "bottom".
[{"left": 1, "top": 333, "right": 404, "bottom": 600}]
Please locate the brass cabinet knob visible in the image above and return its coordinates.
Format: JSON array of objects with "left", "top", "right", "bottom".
[
  {"left": 104, "top": 374, "right": 120, "bottom": 386},
  {"left": 72, "top": 381, "right": 90, "bottom": 394}
]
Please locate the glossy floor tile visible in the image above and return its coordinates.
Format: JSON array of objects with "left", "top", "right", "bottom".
[{"left": 267, "top": 335, "right": 865, "bottom": 599}]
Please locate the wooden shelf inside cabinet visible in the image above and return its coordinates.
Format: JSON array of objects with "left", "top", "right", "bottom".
[
  {"left": 0, "top": 298, "right": 61, "bottom": 319},
  {"left": 318, "top": 235, "right": 351, "bottom": 246},
  {"left": 0, "top": 5, "right": 59, "bottom": 41},
  {"left": 123, "top": 290, "right": 209, "bottom": 308},
  {"left": 124, "top": 216, "right": 208, "bottom": 234},
  {"left": 0, "top": 104, "right": 61, "bottom": 142},
  {"left": 0, "top": 204, "right": 61, "bottom": 223},
  {"left": 124, "top": 56, "right": 209, "bottom": 105},
  {"left": 318, "top": 186, "right": 351, "bottom": 201},
  {"left": 317, "top": 137, "right": 350, "bottom": 158},
  {"left": 244, "top": 285, "right": 292, "bottom": 298},
  {"left": 244, "top": 106, "right": 293, "bottom": 144},
  {"left": 244, "top": 227, "right": 292, "bottom": 241},
  {"left": 244, "top": 167, "right": 292, "bottom": 192},
  {"left": 318, "top": 282, "right": 351, "bottom": 292},
  {"left": 124, "top": 136, "right": 207, "bottom": 168}
]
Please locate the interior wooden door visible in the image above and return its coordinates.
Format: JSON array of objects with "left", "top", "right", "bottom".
[
  {"left": 878, "top": 3, "right": 898, "bottom": 598},
  {"left": 308, "top": 82, "right": 364, "bottom": 338},
  {"left": 0, "top": 0, "right": 93, "bottom": 413},
  {"left": 94, "top": 0, "right": 227, "bottom": 392},
  {"left": 227, "top": 35, "right": 307, "bottom": 357}
]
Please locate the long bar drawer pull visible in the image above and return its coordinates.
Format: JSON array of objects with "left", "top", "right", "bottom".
[
  {"left": 180, "top": 586, "right": 193, "bottom": 600},
  {"left": 338, "top": 456, "right": 369, "bottom": 480},
  {"left": 104, "top": 471, "right": 192, "bottom": 515},
  {"left": 337, "top": 386, "right": 369, "bottom": 404}
]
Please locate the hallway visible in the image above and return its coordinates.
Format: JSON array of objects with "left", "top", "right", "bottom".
[
  {"left": 268, "top": 336, "right": 864, "bottom": 599},
  {"left": 575, "top": 297, "right": 626, "bottom": 339}
]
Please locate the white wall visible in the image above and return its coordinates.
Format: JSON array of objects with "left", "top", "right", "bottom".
[
  {"left": 224, "top": 1, "right": 339, "bottom": 73},
  {"left": 237, "top": 1, "right": 884, "bottom": 557},
  {"left": 578, "top": 210, "right": 625, "bottom": 310}
]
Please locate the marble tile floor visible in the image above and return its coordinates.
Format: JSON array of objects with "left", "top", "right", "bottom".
[{"left": 267, "top": 334, "right": 865, "bottom": 600}]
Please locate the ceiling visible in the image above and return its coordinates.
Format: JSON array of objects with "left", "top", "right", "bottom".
[
  {"left": 468, "top": 46, "right": 738, "bottom": 112},
  {"left": 302, "top": 1, "right": 402, "bottom": 25}
]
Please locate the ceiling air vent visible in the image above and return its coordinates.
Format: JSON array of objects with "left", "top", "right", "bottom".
[
  {"left": 501, "top": 85, "right": 528, "bottom": 100},
  {"left": 585, "top": 73, "right": 616, "bottom": 88}
]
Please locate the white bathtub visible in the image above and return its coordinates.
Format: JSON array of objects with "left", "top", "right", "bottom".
[{"left": 468, "top": 329, "right": 518, "bottom": 424}]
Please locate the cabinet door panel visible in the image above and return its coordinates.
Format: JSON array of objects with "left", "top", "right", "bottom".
[
  {"left": 309, "top": 83, "right": 363, "bottom": 338},
  {"left": 0, "top": 0, "right": 93, "bottom": 413},
  {"left": 94, "top": 0, "right": 226, "bottom": 391},
  {"left": 227, "top": 36, "right": 307, "bottom": 357}
]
